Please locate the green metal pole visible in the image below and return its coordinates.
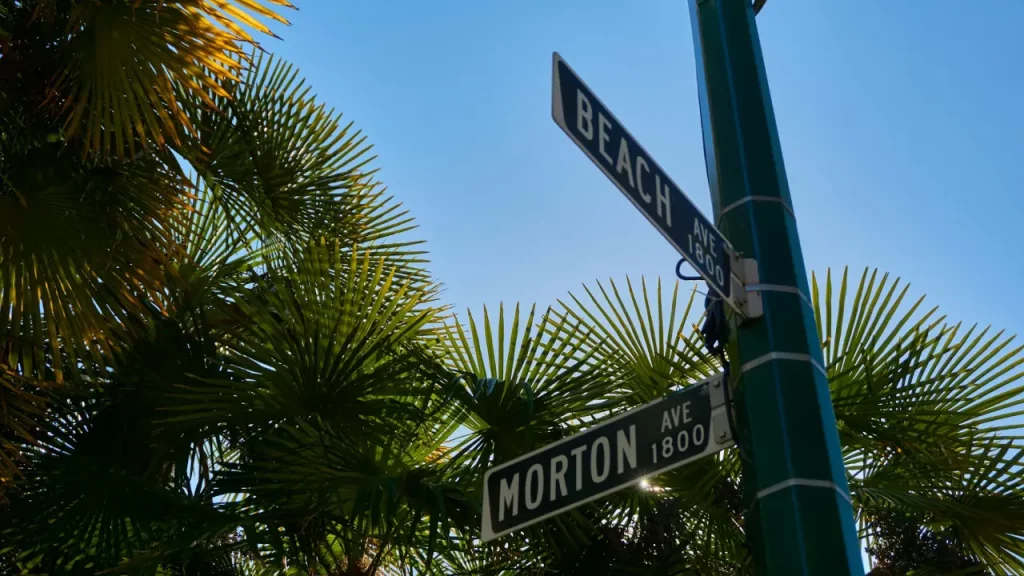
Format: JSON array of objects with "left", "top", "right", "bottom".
[{"left": 687, "top": 1, "right": 863, "bottom": 574}]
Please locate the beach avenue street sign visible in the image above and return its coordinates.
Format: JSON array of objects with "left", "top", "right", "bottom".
[
  {"left": 480, "top": 374, "right": 734, "bottom": 542},
  {"left": 551, "top": 52, "right": 746, "bottom": 313}
]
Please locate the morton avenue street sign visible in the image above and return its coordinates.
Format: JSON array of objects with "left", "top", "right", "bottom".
[{"left": 481, "top": 373, "right": 734, "bottom": 542}]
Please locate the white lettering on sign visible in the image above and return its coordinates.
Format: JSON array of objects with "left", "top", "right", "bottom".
[
  {"left": 616, "top": 137, "right": 634, "bottom": 188},
  {"left": 598, "top": 113, "right": 613, "bottom": 164},
  {"left": 577, "top": 90, "right": 593, "bottom": 140},
  {"left": 591, "top": 437, "right": 610, "bottom": 483},
  {"left": 496, "top": 425, "right": 640, "bottom": 523},
  {"left": 499, "top": 473, "right": 519, "bottom": 522},
  {"left": 655, "top": 174, "right": 672, "bottom": 228},
  {"left": 555, "top": 55, "right": 736, "bottom": 301},
  {"left": 635, "top": 156, "right": 651, "bottom": 202},
  {"left": 525, "top": 463, "right": 544, "bottom": 510},
  {"left": 687, "top": 217, "right": 725, "bottom": 287},
  {"left": 570, "top": 444, "right": 587, "bottom": 491},
  {"left": 550, "top": 455, "right": 569, "bottom": 501},
  {"left": 616, "top": 427, "right": 637, "bottom": 473},
  {"left": 570, "top": 88, "right": 671, "bottom": 232},
  {"left": 650, "top": 422, "right": 707, "bottom": 465},
  {"left": 660, "top": 401, "right": 693, "bottom": 433}
]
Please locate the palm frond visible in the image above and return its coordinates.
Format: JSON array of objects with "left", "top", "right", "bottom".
[
  {"left": 0, "top": 143, "right": 190, "bottom": 383},
  {"left": 180, "top": 51, "right": 431, "bottom": 288},
  {"left": 552, "top": 276, "right": 719, "bottom": 404},
  {"left": 816, "top": 268, "right": 1024, "bottom": 468},
  {"left": 151, "top": 240, "right": 451, "bottom": 570},
  {"left": 51, "top": 0, "right": 295, "bottom": 158},
  {"left": 814, "top": 267, "right": 1024, "bottom": 569},
  {"left": 161, "top": 240, "right": 438, "bottom": 433},
  {"left": 0, "top": 366, "right": 50, "bottom": 493},
  {"left": 0, "top": 382, "right": 247, "bottom": 572},
  {"left": 438, "top": 302, "right": 620, "bottom": 467},
  {"left": 542, "top": 276, "right": 745, "bottom": 573},
  {"left": 158, "top": 173, "right": 263, "bottom": 333}
]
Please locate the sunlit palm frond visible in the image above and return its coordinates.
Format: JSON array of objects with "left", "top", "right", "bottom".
[
  {"left": 161, "top": 240, "right": 439, "bottom": 438},
  {"left": 815, "top": 268, "right": 1024, "bottom": 475},
  {"left": 813, "top": 267, "right": 1024, "bottom": 569},
  {"left": 0, "top": 189, "right": 257, "bottom": 568},
  {"left": 433, "top": 302, "right": 627, "bottom": 552},
  {"left": 158, "top": 174, "right": 263, "bottom": 336},
  {"left": 50, "top": 0, "right": 295, "bottom": 158},
  {"left": 552, "top": 276, "right": 719, "bottom": 404},
  {"left": 0, "top": 142, "right": 190, "bottom": 383},
  {"left": 0, "top": 366, "right": 49, "bottom": 494},
  {"left": 148, "top": 240, "right": 452, "bottom": 570},
  {"left": 439, "top": 302, "right": 620, "bottom": 467},
  {"left": 180, "top": 51, "right": 431, "bottom": 288},
  {"left": 857, "top": 452, "right": 1024, "bottom": 573},
  {"left": 214, "top": 420, "right": 471, "bottom": 575},
  {"left": 539, "top": 275, "right": 744, "bottom": 573}
]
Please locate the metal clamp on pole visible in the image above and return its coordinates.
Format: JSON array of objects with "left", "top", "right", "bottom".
[{"left": 730, "top": 254, "right": 763, "bottom": 321}]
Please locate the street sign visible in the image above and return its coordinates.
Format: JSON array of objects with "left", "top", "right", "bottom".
[
  {"left": 551, "top": 52, "right": 744, "bottom": 312},
  {"left": 480, "top": 373, "right": 734, "bottom": 542}
]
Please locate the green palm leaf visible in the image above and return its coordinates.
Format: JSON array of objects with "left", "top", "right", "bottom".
[
  {"left": 0, "top": 143, "right": 189, "bottom": 383},
  {"left": 0, "top": 367, "right": 49, "bottom": 493},
  {"left": 50, "top": 0, "right": 295, "bottom": 158},
  {"left": 179, "top": 51, "right": 431, "bottom": 288},
  {"left": 547, "top": 276, "right": 746, "bottom": 574},
  {"left": 0, "top": 383, "right": 247, "bottom": 573},
  {"left": 162, "top": 240, "right": 438, "bottom": 434},
  {"left": 814, "top": 267, "right": 1024, "bottom": 570},
  {"left": 460, "top": 269, "right": 1023, "bottom": 573},
  {"left": 154, "top": 240, "right": 454, "bottom": 571},
  {"left": 438, "top": 302, "right": 619, "bottom": 467}
]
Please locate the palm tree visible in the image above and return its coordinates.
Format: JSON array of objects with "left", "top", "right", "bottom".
[
  {"left": 428, "top": 270, "right": 1024, "bottom": 574},
  {"left": 3, "top": 2, "right": 1024, "bottom": 574},
  {"left": 1, "top": 1, "right": 447, "bottom": 572},
  {"left": 0, "top": 0, "right": 302, "bottom": 486}
]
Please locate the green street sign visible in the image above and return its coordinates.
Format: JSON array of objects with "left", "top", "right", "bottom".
[
  {"left": 551, "top": 52, "right": 749, "bottom": 315},
  {"left": 481, "top": 374, "right": 733, "bottom": 542}
]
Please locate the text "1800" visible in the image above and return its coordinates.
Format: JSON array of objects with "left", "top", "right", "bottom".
[
  {"left": 687, "top": 217, "right": 725, "bottom": 287},
  {"left": 650, "top": 423, "right": 706, "bottom": 464}
]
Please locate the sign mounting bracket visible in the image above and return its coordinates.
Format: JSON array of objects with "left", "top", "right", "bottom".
[{"left": 730, "top": 254, "right": 762, "bottom": 321}]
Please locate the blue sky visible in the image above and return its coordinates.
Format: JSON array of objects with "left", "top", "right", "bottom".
[
  {"left": 267, "top": 1, "right": 1023, "bottom": 334},
  {"left": 252, "top": 2, "right": 1024, "bottom": 569}
]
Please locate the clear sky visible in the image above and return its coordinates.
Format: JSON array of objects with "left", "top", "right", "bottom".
[{"left": 267, "top": 0, "right": 1023, "bottom": 337}]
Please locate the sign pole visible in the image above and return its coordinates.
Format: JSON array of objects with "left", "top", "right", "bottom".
[{"left": 687, "top": 1, "right": 863, "bottom": 574}]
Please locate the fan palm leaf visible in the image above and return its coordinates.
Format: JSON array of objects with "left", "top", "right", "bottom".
[
  {"left": 179, "top": 51, "right": 431, "bottom": 288},
  {"left": 0, "top": 381, "right": 248, "bottom": 573},
  {"left": 0, "top": 366, "right": 50, "bottom": 491},
  {"left": 151, "top": 239, "right": 457, "bottom": 571},
  {"left": 0, "top": 142, "right": 189, "bottom": 383},
  {"left": 47, "top": 0, "right": 296, "bottom": 158},
  {"left": 450, "top": 269, "right": 1024, "bottom": 573},
  {"left": 431, "top": 301, "right": 633, "bottom": 561},
  {"left": 547, "top": 277, "right": 747, "bottom": 574},
  {"left": 813, "top": 268, "right": 1024, "bottom": 568}
]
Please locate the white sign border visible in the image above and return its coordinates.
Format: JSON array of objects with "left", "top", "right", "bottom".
[
  {"left": 550, "top": 51, "right": 745, "bottom": 314},
  {"left": 480, "top": 372, "right": 734, "bottom": 542}
]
